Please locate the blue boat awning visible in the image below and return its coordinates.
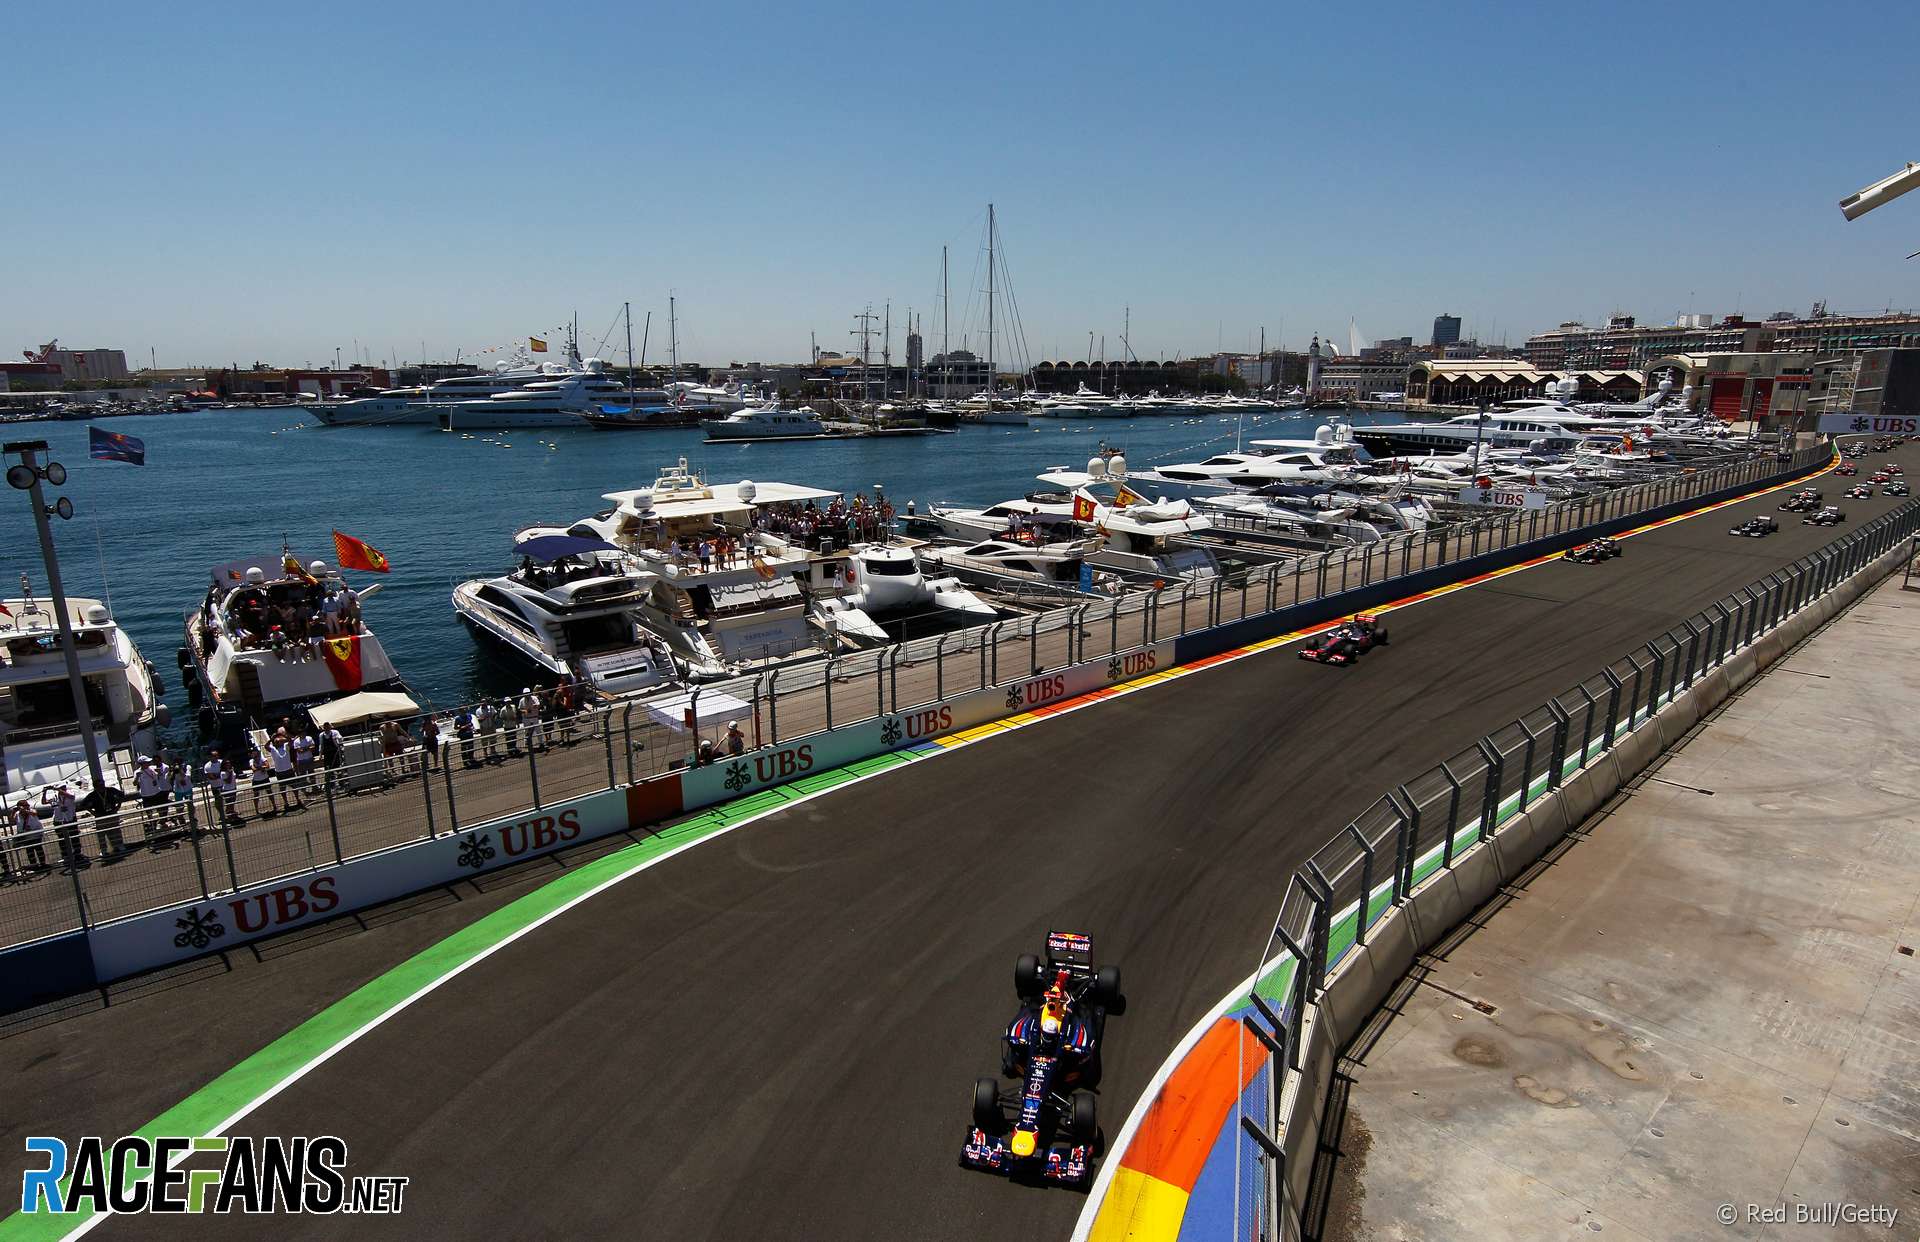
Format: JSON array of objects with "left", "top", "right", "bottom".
[{"left": 513, "top": 534, "right": 621, "bottom": 561}]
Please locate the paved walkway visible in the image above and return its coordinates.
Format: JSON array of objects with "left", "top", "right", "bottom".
[{"left": 1322, "top": 570, "right": 1920, "bottom": 1241}]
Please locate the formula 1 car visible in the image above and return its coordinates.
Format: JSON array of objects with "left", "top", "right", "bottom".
[
  {"left": 1562, "top": 536, "right": 1622, "bottom": 563},
  {"left": 1778, "top": 489, "right": 1823, "bottom": 513},
  {"left": 1836, "top": 463, "right": 1858, "bottom": 477},
  {"left": 1729, "top": 516, "right": 1778, "bottom": 537},
  {"left": 1888, "top": 464, "right": 1905, "bottom": 476},
  {"left": 1297, "top": 614, "right": 1390, "bottom": 665},
  {"left": 961, "top": 932, "right": 1122, "bottom": 1188},
  {"left": 1803, "top": 506, "right": 1847, "bottom": 526},
  {"left": 1888, "top": 481, "right": 1911, "bottom": 497},
  {"left": 1845, "top": 484, "right": 1875, "bottom": 500},
  {"left": 1870, "top": 471, "right": 1892, "bottom": 485}
]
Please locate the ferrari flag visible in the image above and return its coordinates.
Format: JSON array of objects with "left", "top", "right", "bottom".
[
  {"left": 321, "top": 634, "right": 364, "bottom": 691},
  {"left": 88, "top": 426, "right": 145, "bottom": 465},
  {"left": 1071, "top": 493, "right": 1097, "bottom": 522},
  {"left": 332, "top": 530, "right": 392, "bottom": 573},
  {"left": 529, "top": 336, "right": 549, "bottom": 353}
]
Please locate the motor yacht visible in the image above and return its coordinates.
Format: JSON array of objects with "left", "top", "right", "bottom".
[
  {"left": 704, "top": 405, "right": 831, "bottom": 442},
  {"left": 3, "top": 589, "right": 165, "bottom": 803},
  {"left": 916, "top": 533, "right": 1102, "bottom": 590},
  {"left": 452, "top": 536, "right": 670, "bottom": 696},
  {"left": 433, "top": 358, "right": 634, "bottom": 430},
  {"left": 182, "top": 551, "right": 410, "bottom": 741},
  {"left": 812, "top": 544, "right": 997, "bottom": 645},
  {"left": 303, "top": 358, "right": 557, "bottom": 427}
]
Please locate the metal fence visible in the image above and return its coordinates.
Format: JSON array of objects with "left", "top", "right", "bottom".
[
  {"left": 0, "top": 444, "right": 1831, "bottom": 953},
  {"left": 1229, "top": 493, "right": 1920, "bottom": 1241}
]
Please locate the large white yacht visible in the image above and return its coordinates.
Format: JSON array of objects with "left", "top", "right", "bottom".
[
  {"left": 811, "top": 544, "right": 996, "bottom": 645},
  {"left": 303, "top": 360, "right": 555, "bottom": 427},
  {"left": 433, "top": 358, "right": 633, "bottom": 430},
  {"left": 704, "top": 405, "right": 830, "bottom": 442},
  {"left": 182, "top": 552, "right": 409, "bottom": 741},
  {"left": 451, "top": 537, "right": 670, "bottom": 696},
  {"left": 1151, "top": 423, "right": 1371, "bottom": 487},
  {"left": 2, "top": 590, "right": 165, "bottom": 803},
  {"left": 927, "top": 449, "right": 1220, "bottom": 580},
  {"left": 665, "top": 380, "right": 754, "bottom": 414}
]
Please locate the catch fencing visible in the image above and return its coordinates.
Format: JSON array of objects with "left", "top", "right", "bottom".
[
  {"left": 0, "top": 444, "right": 1830, "bottom": 959},
  {"left": 1222, "top": 494, "right": 1920, "bottom": 1242}
]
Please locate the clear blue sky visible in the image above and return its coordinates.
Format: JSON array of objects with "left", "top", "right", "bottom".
[{"left": 7, "top": 0, "right": 1917, "bottom": 368}]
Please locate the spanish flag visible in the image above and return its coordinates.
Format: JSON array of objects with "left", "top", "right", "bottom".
[
  {"left": 1112, "top": 485, "right": 1141, "bottom": 509},
  {"left": 529, "top": 337, "right": 549, "bottom": 353},
  {"left": 321, "top": 634, "right": 364, "bottom": 691},
  {"left": 332, "top": 530, "right": 392, "bottom": 574},
  {"left": 283, "top": 553, "right": 318, "bottom": 584},
  {"left": 1071, "top": 494, "right": 1097, "bottom": 523}
]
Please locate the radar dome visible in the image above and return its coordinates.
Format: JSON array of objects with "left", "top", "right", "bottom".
[
  {"left": 83, "top": 604, "right": 109, "bottom": 625},
  {"left": 1314, "top": 424, "right": 1335, "bottom": 445},
  {"left": 309, "top": 560, "right": 329, "bottom": 576},
  {"left": 1086, "top": 456, "right": 1109, "bottom": 480},
  {"left": 245, "top": 566, "right": 266, "bottom": 583},
  {"left": 736, "top": 479, "right": 757, "bottom": 503},
  {"left": 495, "top": 361, "right": 512, "bottom": 374},
  {"left": 1107, "top": 452, "right": 1127, "bottom": 477}
]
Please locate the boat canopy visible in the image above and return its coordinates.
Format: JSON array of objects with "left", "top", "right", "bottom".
[
  {"left": 644, "top": 690, "right": 752, "bottom": 732},
  {"left": 514, "top": 534, "right": 622, "bottom": 561},
  {"left": 308, "top": 690, "right": 421, "bottom": 727},
  {"left": 602, "top": 480, "right": 839, "bottom": 520}
]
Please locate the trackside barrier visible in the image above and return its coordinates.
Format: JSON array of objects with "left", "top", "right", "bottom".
[
  {"left": 0, "top": 447, "right": 1835, "bottom": 1007},
  {"left": 1102, "top": 494, "right": 1920, "bottom": 1242}
]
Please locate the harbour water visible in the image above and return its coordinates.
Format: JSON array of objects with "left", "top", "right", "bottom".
[{"left": 0, "top": 407, "right": 1379, "bottom": 735}]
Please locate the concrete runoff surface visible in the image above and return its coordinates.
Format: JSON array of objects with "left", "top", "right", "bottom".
[
  {"left": 0, "top": 446, "right": 1905, "bottom": 1241},
  {"left": 1321, "top": 568, "right": 1920, "bottom": 1242}
]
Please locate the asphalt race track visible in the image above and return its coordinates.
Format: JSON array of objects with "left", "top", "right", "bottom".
[{"left": 5, "top": 449, "right": 1904, "bottom": 1240}]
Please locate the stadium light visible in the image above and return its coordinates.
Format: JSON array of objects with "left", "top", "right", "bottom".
[{"left": 1838, "top": 162, "right": 1920, "bottom": 221}]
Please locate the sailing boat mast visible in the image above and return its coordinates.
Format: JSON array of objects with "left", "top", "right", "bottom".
[
  {"left": 668, "top": 296, "right": 679, "bottom": 382},
  {"left": 986, "top": 203, "right": 995, "bottom": 401},
  {"left": 624, "top": 301, "right": 634, "bottom": 407},
  {"left": 941, "top": 245, "right": 950, "bottom": 396}
]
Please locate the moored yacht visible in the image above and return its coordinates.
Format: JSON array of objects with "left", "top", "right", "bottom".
[
  {"left": 434, "top": 358, "right": 632, "bottom": 430},
  {"left": 302, "top": 359, "right": 554, "bottom": 427},
  {"left": 2, "top": 589, "right": 165, "bottom": 802},
  {"left": 452, "top": 535, "right": 670, "bottom": 696},
  {"left": 704, "top": 405, "right": 830, "bottom": 442},
  {"left": 811, "top": 544, "right": 997, "bottom": 645},
  {"left": 182, "top": 552, "right": 409, "bottom": 740}
]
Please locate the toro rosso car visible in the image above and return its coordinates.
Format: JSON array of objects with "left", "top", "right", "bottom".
[
  {"left": 1562, "top": 536, "right": 1622, "bottom": 563},
  {"left": 1778, "top": 489, "right": 1822, "bottom": 513},
  {"left": 962, "top": 931, "right": 1122, "bottom": 1188},
  {"left": 1803, "top": 506, "right": 1847, "bottom": 526},
  {"left": 1298, "top": 615, "right": 1389, "bottom": 666},
  {"left": 1729, "top": 516, "right": 1778, "bottom": 537}
]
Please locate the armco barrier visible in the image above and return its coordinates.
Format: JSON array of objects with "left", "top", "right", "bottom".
[
  {"left": 1074, "top": 495, "right": 1920, "bottom": 1242},
  {"left": 0, "top": 449, "right": 1835, "bottom": 1008}
]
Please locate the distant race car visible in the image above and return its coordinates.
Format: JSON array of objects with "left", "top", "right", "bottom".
[
  {"left": 1836, "top": 463, "right": 1858, "bottom": 477},
  {"left": 1562, "top": 536, "right": 1622, "bottom": 563},
  {"left": 1298, "top": 614, "right": 1390, "bottom": 665},
  {"left": 1729, "top": 516, "right": 1778, "bottom": 538},
  {"left": 1778, "top": 489, "right": 1823, "bottom": 513},
  {"left": 1803, "top": 506, "right": 1847, "bottom": 526},
  {"left": 1888, "top": 464, "right": 1905, "bottom": 476},
  {"left": 1870, "top": 472, "right": 1892, "bottom": 484},
  {"left": 1887, "top": 481, "right": 1911, "bottom": 497},
  {"left": 962, "top": 931, "right": 1122, "bottom": 1188},
  {"left": 1845, "top": 484, "right": 1874, "bottom": 500}
]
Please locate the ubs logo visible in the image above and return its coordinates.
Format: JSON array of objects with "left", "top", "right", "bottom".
[{"left": 1006, "top": 675, "right": 1066, "bottom": 710}]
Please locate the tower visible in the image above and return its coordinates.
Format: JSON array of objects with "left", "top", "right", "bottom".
[{"left": 1307, "top": 334, "right": 1323, "bottom": 400}]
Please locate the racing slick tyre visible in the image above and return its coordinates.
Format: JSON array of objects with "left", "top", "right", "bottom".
[
  {"left": 973, "top": 1078, "right": 1005, "bottom": 1133},
  {"left": 1014, "top": 953, "right": 1044, "bottom": 999},
  {"left": 1093, "top": 964, "right": 1122, "bottom": 1007},
  {"left": 1070, "top": 1092, "right": 1097, "bottom": 1143},
  {"left": 1376, "top": 627, "right": 1390, "bottom": 645}
]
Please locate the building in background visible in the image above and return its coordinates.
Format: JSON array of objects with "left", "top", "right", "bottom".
[
  {"left": 1405, "top": 359, "right": 1642, "bottom": 408},
  {"left": 923, "top": 349, "right": 991, "bottom": 398},
  {"left": 18, "top": 341, "right": 130, "bottom": 382},
  {"left": 1522, "top": 309, "right": 1920, "bottom": 371},
  {"left": 1431, "top": 314, "right": 1461, "bottom": 348}
]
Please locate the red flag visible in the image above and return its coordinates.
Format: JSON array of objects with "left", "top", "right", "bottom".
[
  {"left": 332, "top": 530, "right": 391, "bottom": 573},
  {"left": 1072, "top": 494, "right": 1096, "bottom": 522},
  {"left": 321, "top": 634, "right": 364, "bottom": 691},
  {"left": 0, "top": 600, "right": 10, "bottom": 619}
]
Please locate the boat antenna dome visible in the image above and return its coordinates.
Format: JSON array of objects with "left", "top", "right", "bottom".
[
  {"left": 245, "top": 566, "right": 266, "bottom": 583},
  {"left": 736, "top": 479, "right": 757, "bottom": 503},
  {"left": 83, "top": 604, "right": 109, "bottom": 625},
  {"left": 1085, "top": 455, "right": 1109, "bottom": 480},
  {"left": 309, "top": 560, "right": 329, "bottom": 576},
  {"left": 1107, "top": 451, "right": 1126, "bottom": 478},
  {"left": 495, "top": 361, "right": 512, "bottom": 374},
  {"left": 1315, "top": 424, "right": 1335, "bottom": 445}
]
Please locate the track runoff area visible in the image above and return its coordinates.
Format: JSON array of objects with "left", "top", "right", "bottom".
[{"left": 2, "top": 444, "right": 1892, "bottom": 1242}]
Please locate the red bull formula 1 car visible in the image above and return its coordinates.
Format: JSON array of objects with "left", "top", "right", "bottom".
[
  {"left": 1298, "top": 614, "right": 1390, "bottom": 666},
  {"left": 962, "top": 931, "right": 1122, "bottom": 1188}
]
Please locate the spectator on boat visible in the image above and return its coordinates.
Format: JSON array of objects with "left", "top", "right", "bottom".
[
  {"left": 667, "top": 537, "right": 684, "bottom": 566},
  {"left": 697, "top": 538, "right": 713, "bottom": 572}
]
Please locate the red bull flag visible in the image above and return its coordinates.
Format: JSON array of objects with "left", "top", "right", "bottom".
[{"left": 332, "top": 530, "right": 391, "bottom": 574}]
